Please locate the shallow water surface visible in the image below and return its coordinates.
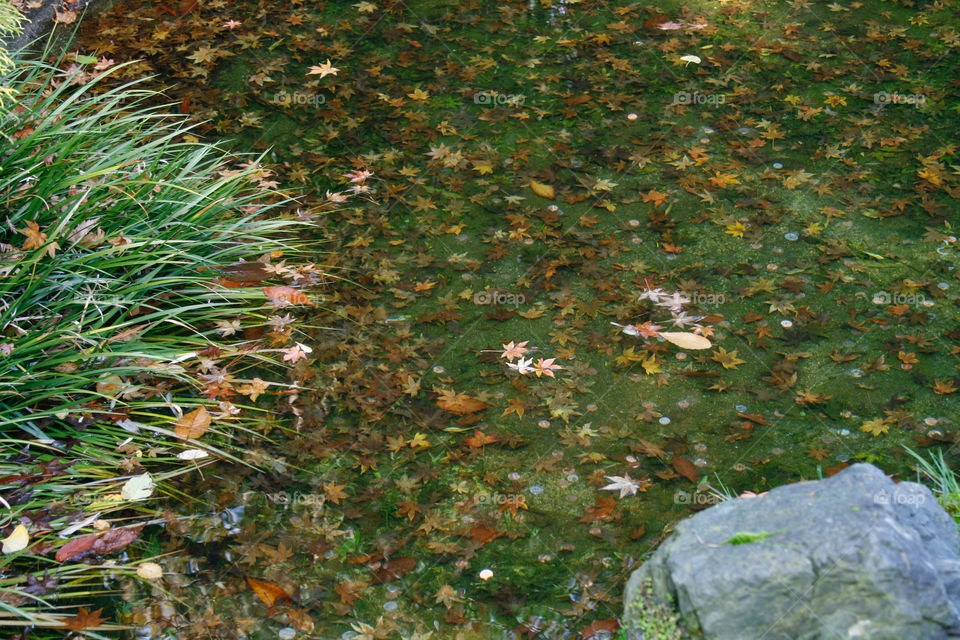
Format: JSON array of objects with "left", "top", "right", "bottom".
[{"left": 72, "top": 0, "right": 960, "bottom": 636}]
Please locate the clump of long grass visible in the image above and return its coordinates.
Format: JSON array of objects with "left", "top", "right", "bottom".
[
  {"left": 0, "top": 52, "right": 309, "bottom": 632},
  {"left": 903, "top": 446, "right": 960, "bottom": 521}
]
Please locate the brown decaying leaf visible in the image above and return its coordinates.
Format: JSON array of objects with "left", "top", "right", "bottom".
[
  {"left": 56, "top": 527, "right": 141, "bottom": 562},
  {"left": 372, "top": 556, "right": 416, "bottom": 584},
  {"left": 672, "top": 456, "right": 699, "bottom": 483},
  {"left": 436, "top": 393, "right": 489, "bottom": 415},
  {"left": 175, "top": 406, "right": 211, "bottom": 439}
]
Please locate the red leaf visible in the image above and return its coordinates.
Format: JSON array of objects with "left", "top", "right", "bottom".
[
  {"left": 463, "top": 430, "right": 499, "bottom": 448},
  {"left": 263, "top": 286, "right": 314, "bottom": 307}
]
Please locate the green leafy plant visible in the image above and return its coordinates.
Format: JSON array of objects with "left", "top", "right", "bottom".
[{"left": 621, "top": 579, "right": 689, "bottom": 640}]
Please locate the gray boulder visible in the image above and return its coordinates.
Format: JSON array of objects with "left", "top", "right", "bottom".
[{"left": 625, "top": 463, "right": 960, "bottom": 639}]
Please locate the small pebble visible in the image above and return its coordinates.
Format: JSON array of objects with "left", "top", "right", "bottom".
[
  {"left": 938, "top": 282, "right": 949, "bottom": 290},
  {"left": 924, "top": 417, "right": 938, "bottom": 426},
  {"left": 627, "top": 219, "right": 640, "bottom": 227},
  {"left": 849, "top": 368, "right": 864, "bottom": 378},
  {"left": 432, "top": 366, "right": 445, "bottom": 374},
  {"left": 479, "top": 569, "right": 494, "bottom": 581},
  {"left": 784, "top": 232, "right": 799, "bottom": 241},
  {"left": 627, "top": 113, "right": 638, "bottom": 120},
  {"left": 675, "top": 352, "right": 687, "bottom": 360},
  {"left": 508, "top": 472, "right": 521, "bottom": 481},
  {"left": 529, "top": 484, "right": 544, "bottom": 495},
  {"left": 780, "top": 320, "right": 793, "bottom": 328},
  {"left": 694, "top": 443, "right": 707, "bottom": 452},
  {"left": 836, "top": 454, "right": 850, "bottom": 462},
  {"left": 772, "top": 162, "right": 783, "bottom": 169},
  {"left": 383, "top": 601, "right": 398, "bottom": 612},
  {"left": 837, "top": 429, "right": 850, "bottom": 436},
  {"left": 567, "top": 473, "right": 579, "bottom": 482},
  {"left": 538, "top": 420, "right": 551, "bottom": 428},
  {"left": 278, "top": 628, "right": 296, "bottom": 640},
  {"left": 677, "top": 400, "right": 690, "bottom": 409},
  {"left": 658, "top": 416, "right": 671, "bottom": 425},
  {"left": 766, "top": 263, "right": 778, "bottom": 270},
  {"left": 693, "top": 458, "right": 709, "bottom": 468},
  {"left": 735, "top": 404, "right": 747, "bottom": 412}
]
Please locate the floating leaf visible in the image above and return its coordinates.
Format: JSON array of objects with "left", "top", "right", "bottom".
[
  {"left": 121, "top": 473, "right": 154, "bottom": 501},
  {"left": 137, "top": 562, "right": 164, "bottom": 579},
  {"left": 658, "top": 331, "right": 712, "bottom": 350},
  {"left": 529, "top": 180, "right": 555, "bottom": 200},
  {"left": 177, "top": 448, "right": 209, "bottom": 460},
  {"left": 2, "top": 524, "right": 29, "bottom": 554}
]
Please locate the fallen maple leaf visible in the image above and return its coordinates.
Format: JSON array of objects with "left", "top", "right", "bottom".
[{"left": 63, "top": 607, "right": 105, "bottom": 631}]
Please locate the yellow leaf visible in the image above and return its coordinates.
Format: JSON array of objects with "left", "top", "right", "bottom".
[
  {"left": 2, "top": 524, "right": 29, "bottom": 554},
  {"left": 136, "top": 562, "right": 164, "bottom": 580},
  {"left": 640, "top": 356, "right": 663, "bottom": 375},
  {"left": 659, "top": 331, "right": 712, "bottom": 350},
  {"left": 529, "top": 180, "right": 555, "bottom": 200}
]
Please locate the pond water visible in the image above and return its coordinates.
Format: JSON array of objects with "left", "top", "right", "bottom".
[{"left": 70, "top": 0, "right": 959, "bottom": 637}]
